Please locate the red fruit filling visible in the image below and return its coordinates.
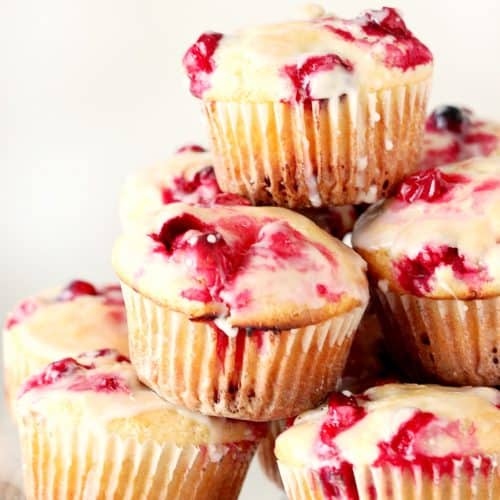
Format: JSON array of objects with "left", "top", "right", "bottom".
[
  {"left": 150, "top": 213, "right": 338, "bottom": 308},
  {"left": 161, "top": 166, "right": 249, "bottom": 207},
  {"left": 57, "top": 280, "right": 98, "bottom": 301},
  {"left": 317, "top": 393, "right": 367, "bottom": 500},
  {"left": 374, "top": 411, "right": 492, "bottom": 479},
  {"left": 183, "top": 32, "right": 223, "bottom": 98},
  {"left": 395, "top": 167, "right": 468, "bottom": 203},
  {"left": 282, "top": 54, "right": 353, "bottom": 102},
  {"left": 360, "top": 7, "right": 432, "bottom": 70},
  {"left": 463, "top": 132, "right": 499, "bottom": 156},
  {"left": 5, "top": 299, "right": 38, "bottom": 330},
  {"left": 394, "top": 245, "right": 488, "bottom": 296},
  {"left": 19, "top": 350, "right": 130, "bottom": 398},
  {"left": 175, "top": 144, "right": 206, "bottom": 154}
]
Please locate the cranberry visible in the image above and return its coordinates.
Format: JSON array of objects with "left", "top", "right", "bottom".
[
  {"left": 19, "top": 357, "right": 90, "bottom": 397},
  {"left": 5, "top": 299, "right": 38, "bottom": 330},
  {"left": 67, "top": 373, "right": 130, "bottom": 394},
  {"left": 58, "top": 280, "right": 98, "bottom": 301},
  {"left": 426, "top": 106, "right": 471, "bottom": 134},
  {"left": 363, "top": 7, "right": 410, "bottom": 38},
  {"left": 213, "top": 192, "right": 250, "bottom": 206},
  {"left": 88, "top": 348, "right": 130, "bottom": 364},
  {"left": 175, "top": 144, "right": 206, "bottom": 154},
  {"left": 282, "top": 54, "right": 353, "bottom": 102},
  {"left": 360, "top": 8, "right": 432, "bottom": 70},
  {"left": 150, "top": 214, "right": 238, "bottom": 302},
  {"left": 395, "top": 245, "right": 487, "bottom": 296},
  {"left": 183, "top": 32, "right": 223, "bottom": 98},
  {"left": 319, "top": 393, "right": 367, "bottom": 447},
  {"left": 150, "top": 214, "right": 210, "bottom": 253},
  {"left": 395, "top": 168, "right": 467, "bottom": 203}
]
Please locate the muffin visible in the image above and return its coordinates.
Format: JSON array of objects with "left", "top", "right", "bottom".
[
  {"left": 421, "top": 105, "right": 500, "bottom": 170},
  {"left": 257, "top": 303, "right": 393, "bottom": 490},
  {"left": 16, "top": 349, "right": 264, "bottom": 500},
  {"left": 3, "top": 280, "right": 128, "bottom": 408},
  {"left": 112, "top": 202, "right": 368, "bottom": 420},
  {"left": 352, "top": 157, "right": 500, "bottom": 385},
  {"left": 120, "top": 145, "right": 356, "bottom": 238},
  {"left": 276, "top": 383, "right": 500, "bottom": 499},
  {"left": 183, "top": 6, "right": 433, "bottom": 208},
  {"left": 119, "top": 145, "right": 249, "bottom": 229}
]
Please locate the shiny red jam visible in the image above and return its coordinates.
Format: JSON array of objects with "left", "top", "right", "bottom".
[
  {"left": 161, "top": 166, "right": 249, "bottom": 207},
  {"left": 150, "top": 213, "right": 339, "bottom": 310},
  {"left": 183, "top": 32, "right": 223, "bottom": 98},
  {"left": 282, "top": 54, "right": 353, "bottom": 102},
  {"left": 394, "top": 245, "right": 488, "bottom": 296},
  {"left": 395, "top": 168, "right": 468, "bottom": 203},
  {"left": 19, "top": 350, "right": 130, "bottom": 398}
]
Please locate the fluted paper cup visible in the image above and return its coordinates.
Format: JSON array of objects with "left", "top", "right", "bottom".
[
  {"left": 203, "top": 80, "right": 431, "bottom": 208},
  {"left": 18, "top": 417, "right": 255, "bottom": 500},
  {"left": 121, "top": 284, "right": 364, "bottom": 421},
  {"left": 257, "top": 420, "right": 286, "bottom": 489},
  {"left": 375, "top": 289, "right": 500, "bottom": 386},
  {"left": 3, "top": 331, "right": 49, "bottom": 414},
  {"left": 278, "top": 456, "right": 500, "bottom": 499}
]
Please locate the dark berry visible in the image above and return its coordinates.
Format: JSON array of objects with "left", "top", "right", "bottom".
[{"left": 426, "top": 106, "right": 471, "bottom": 134}]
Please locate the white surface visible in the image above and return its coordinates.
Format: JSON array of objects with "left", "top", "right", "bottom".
[{"left": 2, "top": 1, "right": 500, "bottom": 498}]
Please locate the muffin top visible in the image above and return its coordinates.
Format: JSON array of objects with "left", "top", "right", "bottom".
[
  {"left": 421, "top": 105, "right": 500, "bottom": 170},
  {"left": 120, "top": 145, "right": 249, "bottom": 229},
  {"left": 113, "top": 203, "right": 368, "bottom": 328},
  {"left": 275, "top": 383, "right": 500, "bottom": 471},
  {"left": 352, "top": 157, "right": 500, "bottom": 298},
  {"left": 17, "top": 349, "right": 265, "bottom": 445},
  {"left": 4, "top": 281, "right": 129, "bottom": 360},
  {"left": 183, "top": 6, "right": 433, "bottom": 102}
]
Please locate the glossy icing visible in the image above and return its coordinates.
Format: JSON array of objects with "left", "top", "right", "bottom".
[
  {"left": 276, "top": 384, "right": 500, "bottom": 489},
  {"left": 4, "top": 282, "right": 129, "bottom": 361},
  {"left": 17, "top": 350, "right": 265, "bottom": 443},
  {"left": 113, "top": 203, "right": 368, "bottom": 328},
  {"left": 183, "top": 7, "right": 432, "bottom": 101},
  {"left": 352, "top": 157, "right": 500, "bottom": 297}
]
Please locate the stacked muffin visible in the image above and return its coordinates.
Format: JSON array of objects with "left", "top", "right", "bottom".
[{"left": 4, "top": 4, "right": 500, "bottom": 500}]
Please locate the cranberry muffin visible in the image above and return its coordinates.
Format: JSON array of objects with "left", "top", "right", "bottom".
[
  {"left": 3, "top": 280, "right": 128, "bottom": 408},
  {"left": 276, "top": 383, "right": 500, "bottom": 499},
  {"left": 353, "top": 157, "right": 500, "bottom": 385},
  {"left": 112, "top": 203, "right": 368, "bottom": 420},
  {"left": 120, "top": 145, "right": 357, "bottom": 237},
  {"left": 421, "top": 105, "right": 500, "bottom": 170},
  {"left": 16, "top": 350, "right": 265, "bottom": 500},
  {"left": 183, "top": 6, "right": 433, "bottom": 207}
]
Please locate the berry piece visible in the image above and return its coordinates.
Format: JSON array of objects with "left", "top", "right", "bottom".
[
  {"left": 282, "top": 54, "right": 353, "bottom": 102},
  {"left": 5, "top": 299, "right": 38, "bottom": 330},
  {"left": 396, "top": 168, "right": 467, "bottom": 203},
  {"left": 183, "top": 32, "right": 223, "bottom": 98},
  {"left": 395, "top": 245, "right": 487, "bottom": 296},
  {"left": 58, "top": 280, "right": 98, "bottom": 302},
  {"left": 176, "top": 144, "right": 206, "bottom": 154},
  {"left": 426, "top": 106, "right": 471, "bottom": 134},
  {"left": 19, "top": 357, "right": 90, "bottom": 396}
]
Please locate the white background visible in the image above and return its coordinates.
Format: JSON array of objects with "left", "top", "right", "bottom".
[{"left": 2, "top": 1, "right": 500, "bottom": 498}]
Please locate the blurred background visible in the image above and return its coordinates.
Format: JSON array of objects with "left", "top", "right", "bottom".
[{"left": 2, "top": 1, "right": 500, "bottom": 498}]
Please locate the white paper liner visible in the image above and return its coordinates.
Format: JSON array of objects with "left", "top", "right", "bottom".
[
  {"left": 203, "top": 80, "right": 431, "bottom": 208},
  {"left": 278, "top": 456, "right": 500, "bottom": 500},
  {"left": 18, "top": 418, "right": 255, "bottom": 500},
  {"left": 121, "top": 283, "right": 364, "bottom": 420},
  {"left": 375, "top": 289, "right": 500, "bottom": 386},
  {"left": 257, "top": 419, "right": 286, "bottom": 489}
]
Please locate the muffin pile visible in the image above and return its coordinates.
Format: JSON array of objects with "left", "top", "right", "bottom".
[{"left": 4, "top": 4, "right": 500, "bottom": 500}]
